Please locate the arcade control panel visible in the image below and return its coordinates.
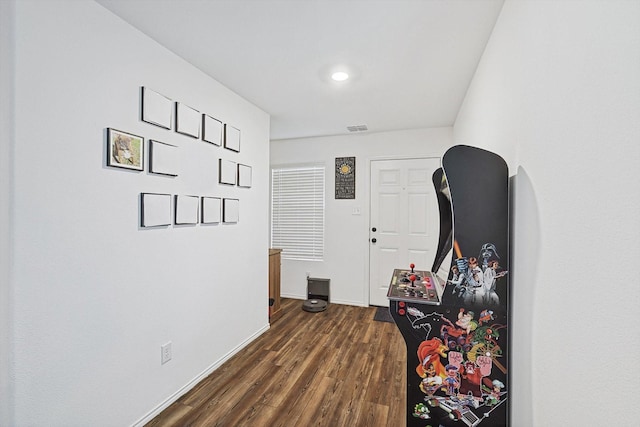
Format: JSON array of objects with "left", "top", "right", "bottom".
[{"left": 386, "top": 264, "right": 445, "bottom": 305}]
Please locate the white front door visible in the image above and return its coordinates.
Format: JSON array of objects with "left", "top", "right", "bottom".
[{"left": 369, "top": 158, "right": 441, "bottom": 306}]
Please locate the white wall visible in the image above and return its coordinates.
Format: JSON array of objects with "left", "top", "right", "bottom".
[
  {"left": 0, "top": 0, "right": 15, "bottom": 425},
  {"left": 7, "top": 1, "right": 270, "bottom": 425},
  {"left": 270, "top": 128, "right": 453, "bottom": 306},
  {"left": 454, "top": 1, "right": 640, "bottom": 426}
]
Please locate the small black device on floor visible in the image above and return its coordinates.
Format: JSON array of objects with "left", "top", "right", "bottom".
[{"left": 302, "top": 278, "right": 330, "bottom": 312}]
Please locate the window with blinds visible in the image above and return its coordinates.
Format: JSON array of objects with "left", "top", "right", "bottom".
[{"left": 271, "top": 165, "right": 325, "bottom": 261}]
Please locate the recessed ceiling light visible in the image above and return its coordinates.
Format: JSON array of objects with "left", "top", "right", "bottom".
[{"left": 331, "top": 71, "right": 349, "bottom": 82}]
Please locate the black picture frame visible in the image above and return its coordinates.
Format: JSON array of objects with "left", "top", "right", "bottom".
[
  {"left": 174, "top": 195, "right": 199, "bottom": 225},
  {"left": 107, "top": 128, "right": 144, "bottom": 171},
  {"left": 237, "top": 163, "right": 252, "bottom": 188},
  {"left": 175, "top": 102, "right": 200, "bottom": 138},
  {"left": 149, "top": 140, "right": 179, "bottom": 176},
  {"left": 223, "top": 198, "right": 239, "bottom": 223},
  {"left": 141, "top": 87, "right": 172, "bottom": 130},
  {"left": 202, "top": 114, "right": 223, "bottom": 146},
  {"left": 140, "top": 193, "right": 172, "bottom": 227},
  {"left": 219, "top": 158, "right": 237, "bottom": 185},
  {"left": 201, "top": 196, "right": 222, "bottom": 224},
  {"left": 224, "top": 124, "right": 240, "bottom": 152}
]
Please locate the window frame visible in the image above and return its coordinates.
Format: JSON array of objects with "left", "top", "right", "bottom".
[{"left": 270, "top": 163, "right": 325, "bottom": 261}]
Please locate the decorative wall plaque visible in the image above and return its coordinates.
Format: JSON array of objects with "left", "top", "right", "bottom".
[{"left": 335, "top": 156, "right": 356, "bottom": 199}]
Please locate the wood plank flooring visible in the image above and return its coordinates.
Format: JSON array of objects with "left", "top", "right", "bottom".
[{"left": 146, "top": 298, "right": 407, "bottom": 427}]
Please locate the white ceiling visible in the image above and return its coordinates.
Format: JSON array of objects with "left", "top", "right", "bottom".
[{"left": 96, "top": 0, "right": 504, "bottom": 141}]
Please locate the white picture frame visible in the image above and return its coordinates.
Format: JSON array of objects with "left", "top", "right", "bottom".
[
  {"left": 238, "top": 163, "right": 252, "bottom": 188},
  {"left": 141, "top": 193, "right": 172, "bottom": 227},
  {"left": 223, "top": 198, "right": 239, "bottom": 223},
  {"left": 175, "top": 102, "right": 200, "bottom": 138},
  {"left": 174, "top": 195, "right": 200, "bottom": 225},
  {"left": 174, "top": 195, "right": 199, "bottom": 225},
  {"left": 224, "top": 124, "right": 240, "bottom": 152},
  {"left": 201, "top": 196, "right": 222, "bottom": 224},
  {"left": 149, "top": 140, "right": 179, "bottom": 176},
  {"left": 219, "top": 159, "right": 237, "bottom": 185},
  {"left": 141, "top": 87, "right": 172, "bottom": 130},
  {"left": 202, "top": 114, "right": 223, "bottom": 146}
]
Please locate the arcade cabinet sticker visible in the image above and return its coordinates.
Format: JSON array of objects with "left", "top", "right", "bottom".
[{"left": 335, "top": 156, "right": 355, "bottom": 199}]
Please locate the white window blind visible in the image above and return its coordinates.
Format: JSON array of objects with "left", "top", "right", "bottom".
[{"left": 271, "top": 165, "right": 325, "bottom": 261}]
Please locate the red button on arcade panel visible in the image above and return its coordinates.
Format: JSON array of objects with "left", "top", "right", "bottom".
[{"left": 398, "top": 301, "right": 406, "bottom": 316}]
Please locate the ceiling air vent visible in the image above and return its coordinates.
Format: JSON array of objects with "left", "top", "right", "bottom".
[{"left": 347, "top": 124, "right": 368, "bottom": 132}]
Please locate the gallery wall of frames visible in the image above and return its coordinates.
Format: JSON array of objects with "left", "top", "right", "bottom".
[{"left": 106, "top": 86, "right": 252, "bottom": 228}]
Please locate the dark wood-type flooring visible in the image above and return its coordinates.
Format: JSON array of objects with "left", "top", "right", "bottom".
[{"left": 146, "top": 298, "right": 407, "bottom": 427}]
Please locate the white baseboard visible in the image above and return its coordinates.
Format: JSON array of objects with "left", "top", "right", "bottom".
[
  {"left": 281, "top": 293, "right": 367, "bottom": 307},
  {"left": 131, "top": 323, "right": 270, "bottom": 427},
  {"left": 330, "top": 298, "right": 368, "bottom": 307},
  {"left": 280, "top": 292, "right": 306, "bottom": 300}
]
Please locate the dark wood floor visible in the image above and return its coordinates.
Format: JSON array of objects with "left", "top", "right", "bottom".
[{"left": 146, "top": 298, "right": 407, "bottom": 427}]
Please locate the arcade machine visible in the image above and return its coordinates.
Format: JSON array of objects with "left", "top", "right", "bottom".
[{"left": 387, "top": 145, "right": 510, "bottom": 426}]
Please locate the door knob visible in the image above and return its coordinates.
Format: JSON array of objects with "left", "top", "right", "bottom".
[
  {"left": 371, "top": 238, "right": 377, "bottom": 243},
  {"left": 371, "top": 227, "right": 377, "bottom": 232}
]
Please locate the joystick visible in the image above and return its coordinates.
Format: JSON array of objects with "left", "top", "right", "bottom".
[{"left": 410, "top": 263, "right": 415, "bottom": 273}]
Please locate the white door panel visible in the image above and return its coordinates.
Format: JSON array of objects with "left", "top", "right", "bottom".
[
  {"left": 408, "top": 193, "right": 429, "bottom": 234},
  {"left": 379, "top": 194, "right": 400, "bottom": 233},
  {"left": 369, "top": 158, "right": 440, "bottom": 307}
]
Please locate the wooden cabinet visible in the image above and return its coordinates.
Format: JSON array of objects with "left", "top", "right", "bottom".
[{"left": 269, "top": 249, "right": 282, "bottom": 323}]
